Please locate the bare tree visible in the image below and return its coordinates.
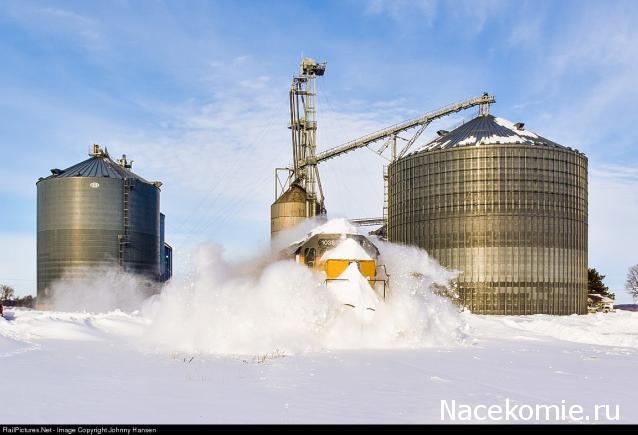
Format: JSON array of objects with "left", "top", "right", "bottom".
[
  {"left": 626, "top": 264, "right": 638, "bottom": 302},
  {"left": 0, "top": 284, "right": 15, "bottom": 302}
]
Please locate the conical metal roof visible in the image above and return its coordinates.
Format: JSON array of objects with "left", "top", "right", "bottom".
[
  {"left": 274, "top": 183, "right": 306, "bottom": 204},
  {"left": 416, "top": 114, "right": 571, "bottom": 153},
  {"left": 41, "top": 147, "right": 150, "bottom": 183}
]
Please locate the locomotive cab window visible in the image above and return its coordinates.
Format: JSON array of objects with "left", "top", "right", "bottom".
[{"left": 306, "top": 248, "right": 316, "bottom": 268}]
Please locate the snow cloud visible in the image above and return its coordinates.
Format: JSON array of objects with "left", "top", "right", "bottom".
[{"left": 143, "top": 223, "right": 464, "bottom": 355}]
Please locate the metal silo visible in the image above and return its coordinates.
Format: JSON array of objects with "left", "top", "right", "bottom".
[
  {"left": 387, "top": 114, "right": 588, "bottom": 315},
  {"left": 271, "top": 183, "right": 310, "bottom": 236},
  {"left": 37, "top": 145, "right": 164, "bottom": 308}
]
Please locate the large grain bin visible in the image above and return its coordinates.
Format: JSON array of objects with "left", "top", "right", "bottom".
[
  {"left": 37, "top": 145, "right": 167, "bottom": 308},
  {"left": 387, "top": 114, "right": 588, "bottom": 315}
]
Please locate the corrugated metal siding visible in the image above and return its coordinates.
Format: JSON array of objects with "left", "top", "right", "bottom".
[
  {"left": 37, "top": 173, "right": 161, "bottom": 307},
  {"left": 388, "top": 144, "right": 588, "bottom": 315}
]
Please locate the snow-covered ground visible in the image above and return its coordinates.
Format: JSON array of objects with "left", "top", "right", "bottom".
[{"left": 1, "top": 308, "right": 637, "bottom": 424}]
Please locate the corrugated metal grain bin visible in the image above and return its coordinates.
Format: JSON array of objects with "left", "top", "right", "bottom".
[
  {"left": 36, "top": 145, "right": 166, "bottom": 308},
  {"left": 387, "top": 115, "right": 588, "bottom": 315},
  {"left": 271, "top": 183, "right": 309, "bottom": 236}
]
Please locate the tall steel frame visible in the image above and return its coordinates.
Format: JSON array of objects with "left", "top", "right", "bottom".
[{"left": 289, "top": 57, "right": 327, "bottom": 218}]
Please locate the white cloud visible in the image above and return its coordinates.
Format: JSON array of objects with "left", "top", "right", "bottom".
[
  {"left": 239, "top": 75, "right": 271, "bottom": 90},
  {"left": 366, "top": 0, "right": 438, "bottom": 25},
  {"left": 365, "top": 0, "right": 507, "bottom": 34},
  {"left": 517, "top": 2, "right": 638, "bottom": 152},
  {"left": 450, "top": 0, "right": 507, "bottom": 34},
  {"left": 508, "top": 14, "right": 545, "bottom": 48},
  {"left": 6, "top": 5, "right": 108, "bottom": 54}
]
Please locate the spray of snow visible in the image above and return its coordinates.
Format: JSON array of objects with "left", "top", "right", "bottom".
[
  {"left": 142, "top": 220, "right": 467, "bottom": 355},
  {"left": 142, "top": 242, "right": 336, "bottom": 355},
  {"left": 269, "top": 216, "right": 329, "bottom": 255},
  {"left": 49, "top": 266, "right": 155, "bottom": 313},
  {"left": 285, "top": 217, "right": 360, "bottom": 248},
  {"left": 322, "top": 238, "right": 372, "bottom": 261},
  {"left": 306, "top": 218, "right": 359, "bottom": 237},
  {"left": 326, "top": 262, "right": 380, "bottom": 324}
]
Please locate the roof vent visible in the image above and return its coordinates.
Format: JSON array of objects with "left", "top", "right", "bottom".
[
  {"left": 50, "top": 168, "right": 64, "bottom": 175},
  {"left": 437, "top": 130, "right": 449, "bottom": 137},
  {"left": 514, "top": 122, "right": 525, "bottom": 131},
  {"left": 89, "top": 144, "right": 109, "bottom": 157},
  {"left": 117, "top": 154, "right": 133, "bottom": 169}
]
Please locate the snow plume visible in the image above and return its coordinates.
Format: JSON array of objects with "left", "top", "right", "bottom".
[
  {"left": 268, "top": 216, "right": 330, "bottom": 255},
  {"left": 324, "top": 238, "right": 465, "bottom": 350},
  {"left": 143, "top": 243, "right": 335, "bottom": 355},
  {"left": 143, "top": 221, "right": 467, "bottom": 355},
  {"left": 366, "top": 239, "right": 464, "bottom": 347},
  {"left": 49, "top": 266, "right": 155, "bottom": 313}
]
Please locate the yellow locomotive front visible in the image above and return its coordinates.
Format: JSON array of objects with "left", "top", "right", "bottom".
[{"left": 290, "top": 229, "right": 389, "bottom": 303}]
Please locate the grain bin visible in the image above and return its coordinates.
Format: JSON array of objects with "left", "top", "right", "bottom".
[
  {"left": 37, "top": 145, "right": 167, "bottom": 308},
  {"left": 387, "top": 114, "right": 588, "bottom": 314},
  {"left": 270, "top": 183, "right": 325, "bottom": 236}
]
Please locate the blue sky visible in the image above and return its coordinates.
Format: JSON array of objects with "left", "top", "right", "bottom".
[{"left": 1, "top": 0, "right": 637, "bottom": 301}]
